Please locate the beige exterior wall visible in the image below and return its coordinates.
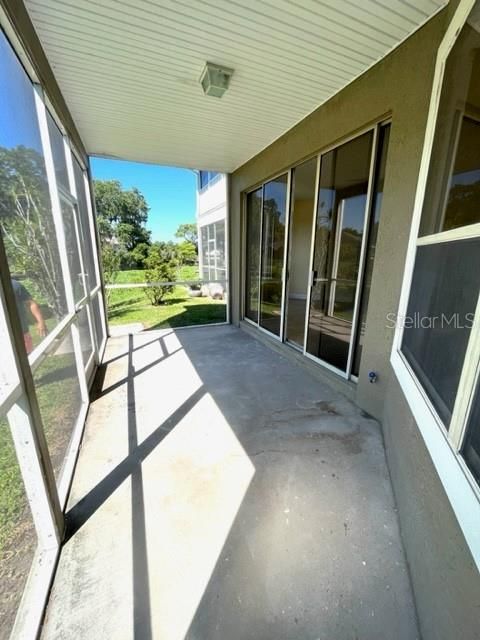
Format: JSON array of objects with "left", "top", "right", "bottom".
[{"left": 229, "top": 5, "right": 480, "bottom": 639}]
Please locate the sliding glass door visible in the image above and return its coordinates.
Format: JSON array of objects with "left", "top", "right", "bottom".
[
  {"left": 284, "top": 158, "right": 318, "bottom": 347},
  {"left": 259, "top": 175, "right": 288, "bottom": 335},
  {"left": 305, "top": 132, "right": 374, "bottom": 372},
  {"left": 245, "top": 189, "right": 262, "bottom": 323},
  {"left": 243, "top": 124, "right": 390, "bottom": 379},
  {"left": 351, "top": 124, "right": 391, "bottom": 376},
  {"left": 244, "top": 175, "right": 288, "bottom": 337}
]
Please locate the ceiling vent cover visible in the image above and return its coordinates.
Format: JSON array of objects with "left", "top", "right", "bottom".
[{"left": 200, "top": 62, "right": 234, "bottom": 98}]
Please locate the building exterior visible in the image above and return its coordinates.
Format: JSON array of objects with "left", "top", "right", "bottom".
[
  {"left": 196, "top": 171, "right": 227, "bottom": 292},
  {"left": 0, "top": 1, "right": 479, "bottom": 639},
  {"left": 229, "top": 7, "right": 480, "bottom": 637}
]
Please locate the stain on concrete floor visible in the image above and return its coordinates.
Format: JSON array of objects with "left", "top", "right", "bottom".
[{"left": 41, "top": 326, "right": 419, "bottom": 640}]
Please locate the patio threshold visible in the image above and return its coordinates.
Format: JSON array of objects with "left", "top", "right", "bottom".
[{"left": 41, "top": 325, "right": 419, "bottom": 640}]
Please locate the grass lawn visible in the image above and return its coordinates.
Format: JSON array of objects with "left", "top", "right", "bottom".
[
  {"left": 107, "top": 267, "right": 226, "bottom": 330},
  {"left": 1, "top": 264, "right": 225, "bottom": 627},
  {"left": 0, "top": 329, "right": 82, "bottom": 632}
]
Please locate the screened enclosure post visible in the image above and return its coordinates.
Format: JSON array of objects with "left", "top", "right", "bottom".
[
  {"left": 63, "top": 139, "right": 97, "bottom": 397},
  {"left": 64, "top": 138, "right": 99, "bottom": 363},
  {"left": 8, "top": 399, "right": 61, "bottom": 548},
  {"left": 33, "top": 85, "right": 74, "bottom": 312},
  {"left": 0, "top": 236, "right": 63, "bottom": 547},
  {"left": 35, "top": 86, "right": 90, "bottom": 405},
  {"left": 85, "top": 161, "right": 109, "bottom": 351}
]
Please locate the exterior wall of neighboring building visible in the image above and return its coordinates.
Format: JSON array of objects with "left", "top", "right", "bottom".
[
  {"left": 197, "top": 172, "right": 227, "bottom": 285},
  {"left": 229, "top": 4, "right": 480, "bottom": 639}
]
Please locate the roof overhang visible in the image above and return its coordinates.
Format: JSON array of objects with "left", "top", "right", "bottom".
[{"left": 24, "top": 0, "right": 447, "bottom": 172}]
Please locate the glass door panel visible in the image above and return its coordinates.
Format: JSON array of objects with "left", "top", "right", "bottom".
[
  {"left": 352, "top": 124, "right": 391, "bottom": 376},
  {"left": 285, "top": 158, "right": 317, "bottom": 346},
  {"left": 245, "top": 188, "right": 262, "bottom": 322},
  {"left": 259, "top": 175, "right": 288, "bottom": 336},
  {"left": 306, "top": 131, "right": 373, "bottom": 372}
]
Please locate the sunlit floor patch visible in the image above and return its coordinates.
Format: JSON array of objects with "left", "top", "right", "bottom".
[{"left": 41, "top": 326, "right": 419, "bottom": 640}]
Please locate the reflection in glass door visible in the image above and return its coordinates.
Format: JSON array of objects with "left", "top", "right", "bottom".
[
  {"left": 306, "top": 131, "right": 374, "bottom": 373},
  {"left": 285, "top": 158, "right": 318, "bottom": 347},
  {"left": 351, "top": 124, "right": 391, "bottom": 376},
  {"left": 245, "top": 188, "right": 262, "bottom": 323},
  {"left": 244, "top": 175, "right": 288, "bottom": 338},
  {"left": 259, "top": 175, "right": 288, "bottom": 336},
  {"left": 244, "top": 124, "right": 390, "bottom": 380}
]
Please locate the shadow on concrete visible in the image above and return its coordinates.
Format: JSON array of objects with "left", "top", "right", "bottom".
[{"left": 49, "top": 326, "right": 418, "bottom": 640}]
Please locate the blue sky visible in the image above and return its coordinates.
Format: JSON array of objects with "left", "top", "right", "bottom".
[
  {"left": 0, "top": 29, "right": 198, "bottom": 244},
  {"left": 90, "top": 158, "right": 197, "bottom": 242},
  {"left": 0, "top": 30, "right": 43, "bottom": 152}
]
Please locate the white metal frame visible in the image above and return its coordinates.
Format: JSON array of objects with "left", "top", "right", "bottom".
[
  {"left": 279, "top": 171, "right": 292, "bottom": 341},
  {"left": 0, "top": 23, "right": 107, "bottom": 640},
  {"left": 0, "top": 248, "right": 63, "bottom": 640},
  {"left": 242, "top": 121, "right": 389, "bottom": 380},
  {"left": 302, "top": 124, "right": 381, "bottom": 380},
  {"left": 283, "top": 157, "right": 319, "bottom": 349},
  {"left": 243, "top": 171, "right": 290, "bottom": 341},
  {"left": 390, "top": 0, "right": 480, "bottom": 570},
  {"left": 345, "top": 126, "right": 379, "bottom": 376},
  {"left": 243, "top": 185, "right": 263, "bottom": 326}
]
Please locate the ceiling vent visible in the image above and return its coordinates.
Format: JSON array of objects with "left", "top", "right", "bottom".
[{"left": 200, "top": 62, "right": 234, "bottom": 98}]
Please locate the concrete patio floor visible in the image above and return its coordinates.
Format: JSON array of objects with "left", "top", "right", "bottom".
[{"left": 41, "top": 325, "right": 419, "bottom": 640}]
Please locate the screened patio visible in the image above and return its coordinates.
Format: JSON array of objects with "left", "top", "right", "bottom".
[{"left": 2, "top": 0, "right": 480, "bottom": 639}]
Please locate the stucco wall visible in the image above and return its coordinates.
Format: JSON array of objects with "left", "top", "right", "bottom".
[
  {"left": 229, "top": 5, "right": 480, "bottom": 639},
  {"left": 229, "top": 14, "right": 444, "bottom": 410}
]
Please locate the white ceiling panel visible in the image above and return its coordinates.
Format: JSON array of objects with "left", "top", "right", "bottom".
[{"left": 25, "top": 0, "right": 447, "bottom": 171}]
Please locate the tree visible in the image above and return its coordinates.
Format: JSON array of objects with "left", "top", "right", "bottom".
[
  {"left": 144, "top": 243, "right": 177, "bottom": 305},
  {"left": 149, "top": 240, "right": 179, "bottom": 265},
  {"left": 93, "top": 179, "right": 151, "bottom": 269},
  {"left": 101, "top": 245, "right": 120, "bottom": 303},
  {"left": 0, "top": 145, "right": 66, "bottom": 318},
  {"left": 129, "top": 242, "right": 150, "bottom": 269},
  {"left": 175, "top": 223, "right": 198, "bottom": 249},
  {"left": 176, "top": 240, "right": 197, "bottom": 265}
]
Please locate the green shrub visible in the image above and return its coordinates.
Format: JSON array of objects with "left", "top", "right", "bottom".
[{"left": 144, "top": 246, "right": 177, "bottom": 305}]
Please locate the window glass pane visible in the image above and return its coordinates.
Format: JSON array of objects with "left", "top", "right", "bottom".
[
  {"left": 0, "top": 32, "right": 68, "bottom": 344},
  {"left": 443, "top": 117, "right": 480, "bottom": 231},
  {"left": 0, "top": 412, "right": 37, "bottom": 636},
  {"left": 462, "top": 377, "right": 480, "bottom": 483},
  {"left": 420, "top": 21, "right": 480, "bottom": 235},
  {"left": 245, "top": 188, "right": 262, "bottom": 322},
  {"left": 33, "top": 329, "right": 83, "bottom": 482},
  {"left": 199, "top": 171, "right": 208, "bottom": 189},
  {"left": 352, "top": 124, "right": 391, "bottom": 376},
  {"left": 46, "top": 111, "right": 69, "bottom": 193},
  {"left": 73, "top": 158, "right": 98, "bottom": 290},
  {"left": 402, "top": 238, "right": 480, "bottom": 425},
  {"left": 259, "top": 175, "right": 288, "bottom": 336},
  {"left": 61, "top": 201, "right": 85, "bottom": 304}
]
